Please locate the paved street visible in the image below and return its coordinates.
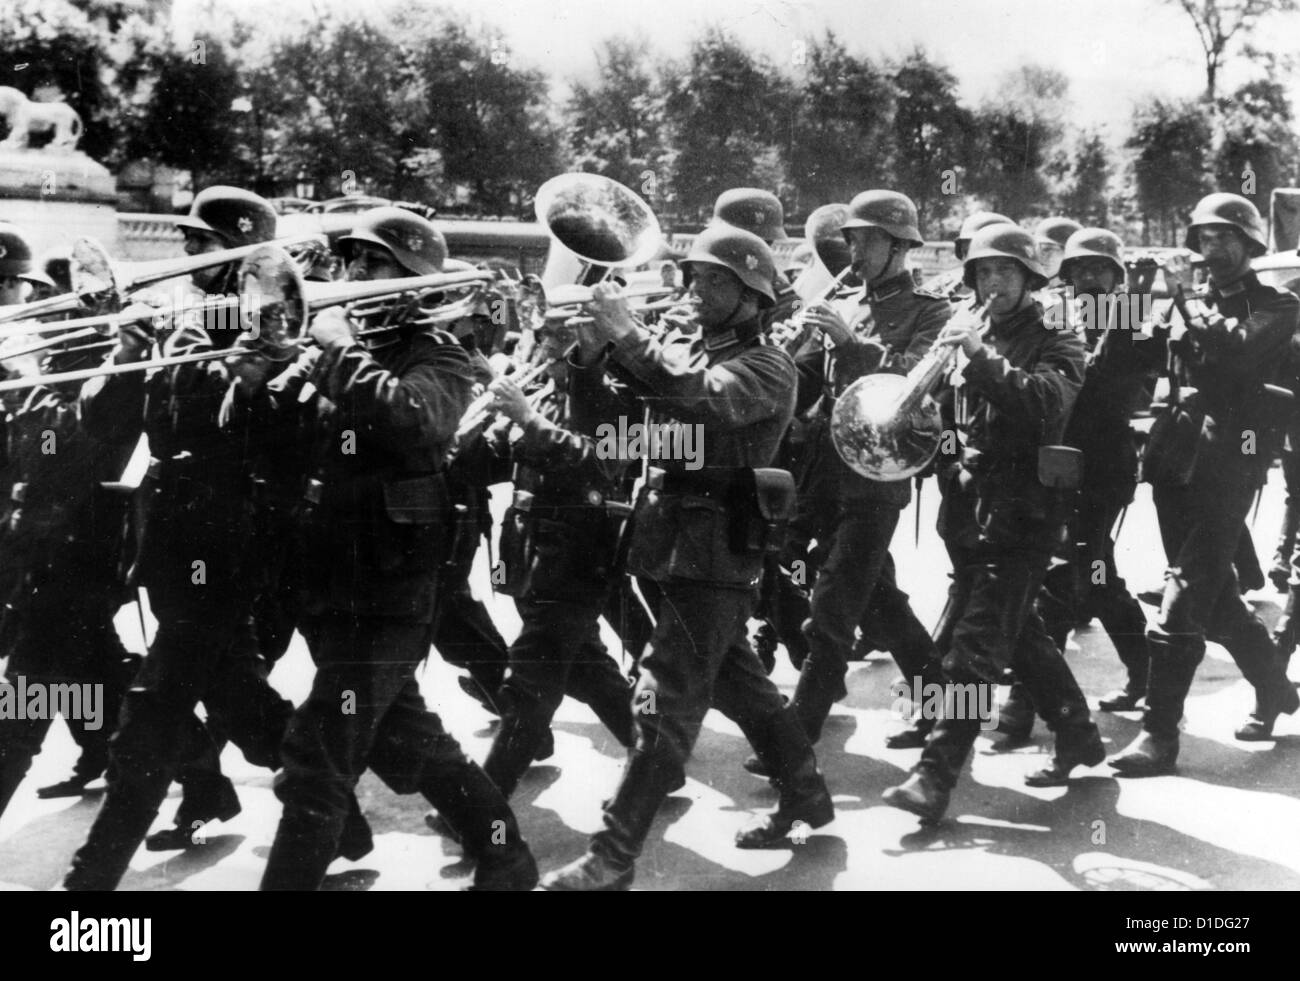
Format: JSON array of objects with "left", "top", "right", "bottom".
[{"left": 3, "top": 466, "right": 1299, "bottom": 892}]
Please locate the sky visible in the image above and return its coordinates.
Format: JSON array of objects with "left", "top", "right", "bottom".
[{"left": 179, "top": 0, "right": 1300, "bottom": 138}]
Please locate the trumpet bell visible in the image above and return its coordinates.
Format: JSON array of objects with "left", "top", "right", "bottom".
[
  {"left": 534, "top": 173, "right": 663, "bottom": 302},
  {"left": 831, "top": 373, "right": 944, "bottom": 481},
  {"left": 238, "top": 244, "right": 308, "bottom": 360}
]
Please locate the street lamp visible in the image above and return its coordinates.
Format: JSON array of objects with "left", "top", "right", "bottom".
[{"left": 295, "top": 170, "right": 315, "bottom": 201}]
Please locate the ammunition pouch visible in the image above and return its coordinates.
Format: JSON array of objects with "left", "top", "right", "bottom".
[
  {"left": 626, "top": 467, "right": 794, "bottom": 587},
  {"left": 727, "top": 467, "right": 796, "bottom": 556}
]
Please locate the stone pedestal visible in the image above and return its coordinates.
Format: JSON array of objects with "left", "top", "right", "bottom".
[{"left": 0, "top": 149, "right": 118, "bottom": 256}]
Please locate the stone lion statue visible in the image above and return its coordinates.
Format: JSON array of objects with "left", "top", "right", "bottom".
[{"left": 0, "top": 87, "right": 82, "bottom": 153}]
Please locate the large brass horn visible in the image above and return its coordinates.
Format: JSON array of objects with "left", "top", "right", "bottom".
[
  {"left": 533, "top": 173, "right": 664, "bottom": 305},
  {"left": 830, "top": 296, "right": 993, "bottom": 481},
  {"left": 791, "top": 203, "right": 854, "bottom": 305}
]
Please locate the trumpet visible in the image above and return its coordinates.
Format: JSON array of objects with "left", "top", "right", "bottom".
[
  {"left": 452, "top": 344, "right": 573, "bottom": 445},
  {"left": 830, "top": 295, "right": 994, "bottom": 481}
]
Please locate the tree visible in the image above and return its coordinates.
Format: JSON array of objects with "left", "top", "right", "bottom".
[
  {"left": 1126, "top": 97, "right": 1213, "bottom": 244},
  {"left": 782, "top": 32, "right": 895, "bottom": 215},
  {"left": 968, "top": 65, "right": 1070, "bottom": 220},
  {"left": 265, "top": 17, "right": 418, "bottom": 200},
  {"left": 1214, "top": 78, "right": 1300, "bottom": 206},
  {"left": 566, "top": 36, "right": 671, "bottom": 201},
  {"left": 121, "top": 37, "right": 245, "bottom": 189},
  {"left": 396, "top": 8, "right": 562, "bottom": 214},
  {"left": 1168, "top": 0, "right": 1298, "bottom": 103},
  {"left": 889, "top": 49, "right": 974, "bottom": 236},
  {"left": 1057, "top": 131, "right": 1113, "bottom": 226},
  {"left": 660, "top": 28, "right": 791, "bottom": 219}
]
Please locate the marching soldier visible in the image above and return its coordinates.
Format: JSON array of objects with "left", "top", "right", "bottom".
[
  {"left": 1034, "top": 216, "right": 1083, "bottom": 286},
  {"left": 927, "top": 211, "right": 1013, "bottom": 302},
  {"left": 541, "top": 226, "right": 833, "bottom": 890},
  {"left": 709, "top": 187, "right": 798, "bottom": 327},
  {"left": 63, "top": 187, "right": 302, "bottom": 889},
  {"left": 1110, "top": 193, "right": 1300, "bottom": 776},
  {"left": 474, "top": 320, "right": 636, "bottom": 802},
  {"left": 997, "top": 229, "right": 1162, "bottom": 742},
  {"left": 883, "top": 224, "right": 1104, "bottom": 822},
  {"left": 779, "top": 190, "right": 948, "bottom": 751},
  {"left": 0, "top": 224, "right": 136, "bottom": 815},
  {"left": 224, "top": 206, "right": 538, "bottom": 890}
]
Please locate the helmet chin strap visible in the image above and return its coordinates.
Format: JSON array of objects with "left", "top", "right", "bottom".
[{"left": 860, "top": 240, "right": 903, "bottom": 289}]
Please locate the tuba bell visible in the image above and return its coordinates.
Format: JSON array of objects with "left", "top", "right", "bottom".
[
  {"left": 830, "top": 296, "right": 993, "bottom": 481},
  {"left": 533, "top": 173, "right": 664, "bottom": 305}
]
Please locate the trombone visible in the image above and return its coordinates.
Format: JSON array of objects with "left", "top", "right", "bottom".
[
  {"left": 0, "top": 233, "right": 330, "bottom": 327},
  {"left": 0, "top": 246, "right": 495, "bottom": 393}
]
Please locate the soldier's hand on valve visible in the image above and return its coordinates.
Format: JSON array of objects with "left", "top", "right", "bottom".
[
  {"left": 488, "top": 375, "right": 535, "bottom": 427},
  {"left": 801, "top": 303, "right": 852, "bottom": 347},
  {"left": 307, "top": 307, "right": 355, "bottom": 348},
  {"left": 936, "top": 317, "right": 984, "bottom": 357},
  {"left": 587, "top": 280, "right": 636, "bottom": 343}
]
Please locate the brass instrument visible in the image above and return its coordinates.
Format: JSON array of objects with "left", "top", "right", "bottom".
[
  {"left": 769, "top": 204, "right": 855, "bottom": 352},
  {"left": 0, "top": 233, "right": 328, "bottom": 327},
  {"left": 0, "top": 247, "right": 501, "bottom": 391},
  {"left": 830, "top": 296, "right": 994, "bottom": 481},
  {"left": 0, "top": 243, "right": 311, "bottom": 392}
]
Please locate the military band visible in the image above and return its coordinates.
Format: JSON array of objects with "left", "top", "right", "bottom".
[{"left": 0, "top": 174, "right": 1296, "bottom": 890}]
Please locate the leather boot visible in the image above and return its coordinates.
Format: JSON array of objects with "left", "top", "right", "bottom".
[
  {"left": 261, "top": 803, "right": 346, "bottom": 891},
  {"left": 418, "top": 752, "right": 526, "bottom": 869},
  {"left": 145, "top": 773, "right": 241, "bottom": 851},
  {"left": 64, "top": 782, "right": 165, "bottom": 890},
  {"left": 483, "top": 694, "right": 552, "bottom": 801},
  {"left": 881, "top": 769, "right": 949, "bottom": 823},
  {"left": 1110, "top": 634, "right": 1201, "bottom": 777},
  {"left": 735, "top": 711, "right": 834, "bottom": 848},
  {"left": 788, "top": 657, "right": 847, "bottom": 745},
  {"left": 1096, "top": 594, "right": 1151, "bottom": 711},
  {"left": 335, "top": 793, "right": 373, "bottom": 861},
  {"left": 1272, "top": 586, "right": 1300, "bottom": 659},
  {"left": 1025, "top": 705, "right": 1106, "bottom": 787},
  {"left": 1224, "top": 618, "right": 1299, "bottom": 741},
  {"left": 541, "top": 749, "right": 682, "bottom": 891},
  {"left": 996, "top": 682, "right": 1036, "bottom": 743}
]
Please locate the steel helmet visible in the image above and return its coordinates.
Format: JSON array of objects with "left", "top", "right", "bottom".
[
  {"left": 954, "top": 211, "right": 1013, "bottom": 259},
  {"left": 174, "top": 185, "right": 277, "bottom": 248},
  {"left": 0, "top": 224, "right": 53, "bottom": 288},
  {"left": 1035, "top": 216, "right": 1084, "bottom": 249},
  {"left": 681, "top": 224, "right": 777, "bottom": 307},
  {"left": 338, "top": 207, "right": 448, "bottom": 277},
  {"left": 1185, "top": 192, "right": 1268, "bottom": 258},
  {"left": 1059, "top": 228, "right": 1126, "bottom": 282},
  {"left": 840, "top": 190, "right": 923, "bottom": 248},
  {"left": 962, "top": 224, "right": 1048, "bottom": 291},
  {"left": 711, "top": 188, "right": 788, "bottom": 243}
]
